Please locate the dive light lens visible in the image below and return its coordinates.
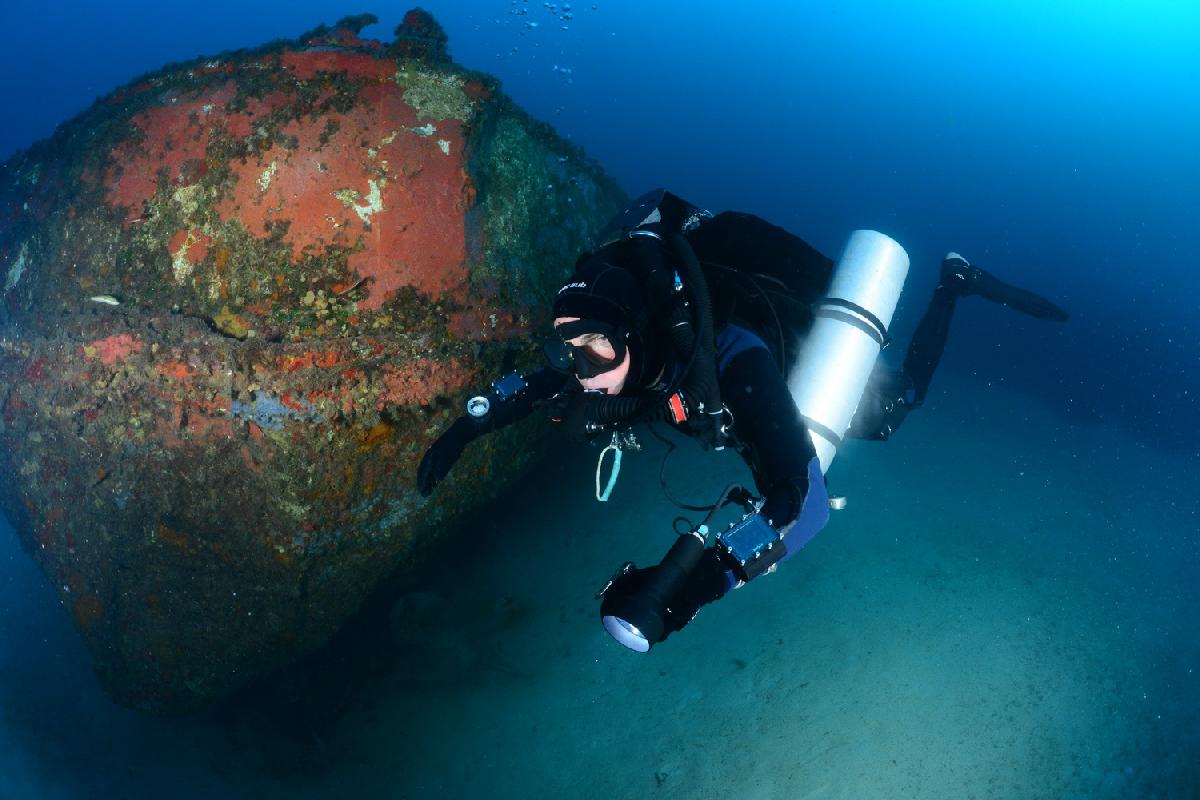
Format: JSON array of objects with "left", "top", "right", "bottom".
[{"left": 602, "top": 615, "right": 650, "bottom": 653}]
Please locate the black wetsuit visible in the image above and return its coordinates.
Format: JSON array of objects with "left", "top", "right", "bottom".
[
  {"left": 482, "top": 319, "right": 833, "bottom": 586},
  {"left": 471, "top": 210, "right": 940, "bottom": 566},
  {"left": 419, "top": 198, "right": 1067, "bottom": 640}
]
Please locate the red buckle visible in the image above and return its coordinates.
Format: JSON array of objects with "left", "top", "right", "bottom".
[{"left": 667, "top": 392, "right": 688, "bottom": 424}]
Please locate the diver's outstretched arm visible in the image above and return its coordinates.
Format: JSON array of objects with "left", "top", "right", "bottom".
[{"left": 416, "top": 366, "right": 568, "bottom": 496}]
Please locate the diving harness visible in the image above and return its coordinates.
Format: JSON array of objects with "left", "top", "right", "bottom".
[{"left": 565, "top": 218, "right": 733, "bottom": 502}]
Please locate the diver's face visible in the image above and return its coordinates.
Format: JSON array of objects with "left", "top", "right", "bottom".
[{"left": 553, "top": 316, "right": 632, "bottom": 395}]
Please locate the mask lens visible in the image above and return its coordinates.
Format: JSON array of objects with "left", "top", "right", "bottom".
[
  {"left": 553, "top": 320, "right": 627, "bottom": 379},
  {"left": 577, "top": 334, "right": 619, "bottom": 368},
  {"left": 544, "top": 338, "right": 574, "bottom": 371}
]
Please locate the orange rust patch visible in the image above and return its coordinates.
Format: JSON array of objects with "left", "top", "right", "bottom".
[
  {"left": 105, "top": 80, "right": 157, "bottom": 107},
  {"left": 73, "top": 593, "right": 105, "bottom": 629},
  {"left": 225, "top": 91, "right": 290, "bottom": 141},
  {"left": 23, "top": 357, "right": 46, "bottom": 382},
  {"left": 363, "top": 420, "right": 394, "bottom": 447},
  {"left": 280, "top": 49, "right": 396, "bottom": 81},
  {"left": 462, "top": 80, "right": 492, "bottom": 101},
  {"left": 280, "top": 348, "right": 346, "bottom": 373},
  {"left": 279, "top": 392, "right": 306, "bottom": 411},
  {"left": 104, "top": 81, "right": 241, "bottom": 213},
  {"left": 376, "top": 358, "right": 475, "bottom": 408},
  {"left": 150, "top": 392, "right": 235, "bottom": 446},
  {"left": 157, "top": 522, "right": 192, "bottom": 552},
  {"left": 84, "top": 334, "right": 144, "bottom": 366},
  {"left": 184, "top": 413, "right": 235, "bottom": 441},
  {"left": 213, "top": 77, "right": 471, "bottom": 308},
  {"left": 194, "top": 62, "right": 236, "bottom": 77},
  {"left": 157, "top": 360, "right": 193, "bottom": 381},
  {"left": 187, "top": 233, "right": 211, "bottom": 263},
  {"left": 168, "top": 229, "right": 211, "bottom": 269}
]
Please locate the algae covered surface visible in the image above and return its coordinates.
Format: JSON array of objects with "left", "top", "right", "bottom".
[{"left": 0, "top": 10, "right": 625, "bottom": 711}]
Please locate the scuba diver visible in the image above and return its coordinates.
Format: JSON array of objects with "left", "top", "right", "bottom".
[{"left": 417, "top": 190, "right": 1068, "bottom": 652}]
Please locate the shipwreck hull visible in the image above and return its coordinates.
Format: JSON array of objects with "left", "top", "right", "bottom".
[{"left": 0, "top": 11, "right": 625, "bottom": 711}]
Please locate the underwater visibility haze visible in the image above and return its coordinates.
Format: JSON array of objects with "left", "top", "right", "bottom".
[{"left": 0, "top": 1, "right": 1197, "bottom": 798}]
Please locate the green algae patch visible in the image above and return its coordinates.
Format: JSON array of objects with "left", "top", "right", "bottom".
[
  {"left": 394, "top": 66, "right": 474, "bottom": 121},
  {"left": 213, "top": 306, "right": 250, "bottom": 339},
  {"left": 469, "top": 105, "right": 626, "bottom": 314}
]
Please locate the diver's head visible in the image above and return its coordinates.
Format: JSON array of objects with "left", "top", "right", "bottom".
[
  {"left": 552, "top": 254, "right": 658, "bottom": 390},
  {"left": 552, "top": 316, "right": 631, "bottom": 394}
]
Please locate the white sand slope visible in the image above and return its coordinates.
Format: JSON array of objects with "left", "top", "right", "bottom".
[{"left": 316, "top": 372, "right": 1198, "bottom": 799}]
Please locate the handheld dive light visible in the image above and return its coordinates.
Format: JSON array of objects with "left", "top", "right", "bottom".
[
  {"left": 599, "top": 530, "right": 706, "bottom": 652},
  {"left": 598, "top": 484, "right": 757, "bottom": 652}
]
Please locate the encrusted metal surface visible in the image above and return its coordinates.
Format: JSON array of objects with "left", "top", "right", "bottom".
[{"left": 0, "top": 10, "right": 625, "bottom": 711}]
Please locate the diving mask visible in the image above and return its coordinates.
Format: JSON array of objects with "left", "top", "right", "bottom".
[{"left": 548, "top": 320, "right": 627, "bottom": 379}]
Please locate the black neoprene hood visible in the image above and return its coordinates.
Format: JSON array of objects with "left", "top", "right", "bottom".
[
  {"left": 552, "top": 254, "right": 647, "bottom": 332},
  {"left": 552, "top": 245, "right": 665, "bottom": 388}
]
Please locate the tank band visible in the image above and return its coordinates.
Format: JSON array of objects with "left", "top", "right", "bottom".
[{"left": 815, "top": 297, "right": 890, "bottom": 348}]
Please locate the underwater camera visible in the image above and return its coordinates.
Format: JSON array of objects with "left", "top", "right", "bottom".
[{"left": 598, "top": 484, "right": 782, "bottom": 652}]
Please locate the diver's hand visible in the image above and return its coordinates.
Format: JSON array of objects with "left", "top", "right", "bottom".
[
  {"left": 544, "top": 391, "right": 603, "bottom": 443},
  {"left": 416, "top": 416, "right": 480, "bottom": 496}
]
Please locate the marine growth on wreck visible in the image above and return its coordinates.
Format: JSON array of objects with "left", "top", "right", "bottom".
[{"left": 0, "top": 9, "right": 626, "bottom": 712}]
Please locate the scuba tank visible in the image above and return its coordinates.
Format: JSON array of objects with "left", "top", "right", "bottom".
[
  {"left": 554, "top": 190, "right": 907, "bottom": 466},
  {"left": 788, "top": 230, "right": 909, "bottom": 471}
]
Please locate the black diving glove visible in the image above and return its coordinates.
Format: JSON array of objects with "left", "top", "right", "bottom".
[
  {"left": 416, "top": 416, "right": 483, "bottom": 496},
  {"left": 418, "top": 368, "right": 570, "bottom": 496},
  {"left": 544, "top": 391, "right": 604, "bottom": 443}
]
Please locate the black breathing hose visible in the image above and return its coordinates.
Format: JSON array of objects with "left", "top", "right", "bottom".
[
  {"left": 575, "top": 231, "right": 726, "bottom": 446},
  {"left": 668, "top": 232, "right": 725, "bottom": 447}
]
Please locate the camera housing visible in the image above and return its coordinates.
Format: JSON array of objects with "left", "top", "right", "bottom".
[{"left": 715, "top": 512, "right": 784, "bottom": 581}]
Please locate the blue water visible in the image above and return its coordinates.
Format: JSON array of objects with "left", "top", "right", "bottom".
[{"left": 0, "top": 2, "right": 1197, "bottom": 798}]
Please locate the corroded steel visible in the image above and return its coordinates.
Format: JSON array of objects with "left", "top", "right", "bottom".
[{"left": 0, "top": 10, "right": 625, "bottom": 711}]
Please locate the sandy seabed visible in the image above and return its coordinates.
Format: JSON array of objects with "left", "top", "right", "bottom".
[{"left": 2, "top": 371, "right": 1197, "bottom": 800}]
